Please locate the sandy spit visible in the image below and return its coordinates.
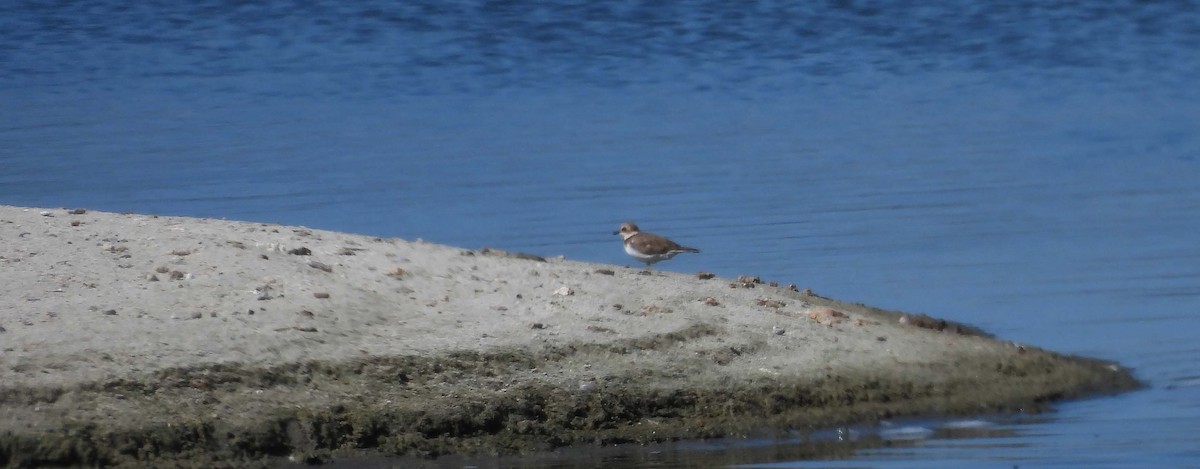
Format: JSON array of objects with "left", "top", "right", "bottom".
[{"left": 0, "top": 205, "right": 1139, "bottom": 467}]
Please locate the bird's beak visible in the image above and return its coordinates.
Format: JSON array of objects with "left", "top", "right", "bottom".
[{"left": 612, "top": 230, "right": 620, "bottom": 235}]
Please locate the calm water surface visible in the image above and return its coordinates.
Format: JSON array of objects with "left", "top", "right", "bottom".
[{"left": 3, "top": 1, "right": 1199, "bottom": 466}]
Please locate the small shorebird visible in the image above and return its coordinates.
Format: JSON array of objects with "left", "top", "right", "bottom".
[{"left": 613, "top": 222, "right": 700, "bottom": 270}]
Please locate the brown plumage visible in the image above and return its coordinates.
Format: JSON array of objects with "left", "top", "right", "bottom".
[{"left": 613, "top": 222, "right": 700, "bottom": 269}]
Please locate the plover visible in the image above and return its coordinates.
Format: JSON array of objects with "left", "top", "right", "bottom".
[{"left": 613, "top": 222, "right": 700, "bottom": 270}]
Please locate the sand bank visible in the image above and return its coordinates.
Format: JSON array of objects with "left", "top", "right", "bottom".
[{"left": 0, "top": 206, "right": 1139, "bottom": 467}]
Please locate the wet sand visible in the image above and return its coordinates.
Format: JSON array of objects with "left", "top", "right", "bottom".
[{"left": 0, "top": 205, "right": 1140, "bottom": 467}]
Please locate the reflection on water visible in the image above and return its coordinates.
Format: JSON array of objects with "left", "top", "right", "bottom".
[
  {"left": 304, "top": 416, "right": 1024, "bottom": 468},
  {"left": 2, "top": 0, "right": 1199, "bottom": 466}
]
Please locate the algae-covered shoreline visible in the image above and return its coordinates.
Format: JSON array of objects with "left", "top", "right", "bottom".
[{"left": 0, "top": 206, "right": 1140, "bottom": 467}]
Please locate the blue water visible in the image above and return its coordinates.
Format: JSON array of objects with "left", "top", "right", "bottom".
[{"left": 3, "top": 1, "right": 1199, "bottom": 466}]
